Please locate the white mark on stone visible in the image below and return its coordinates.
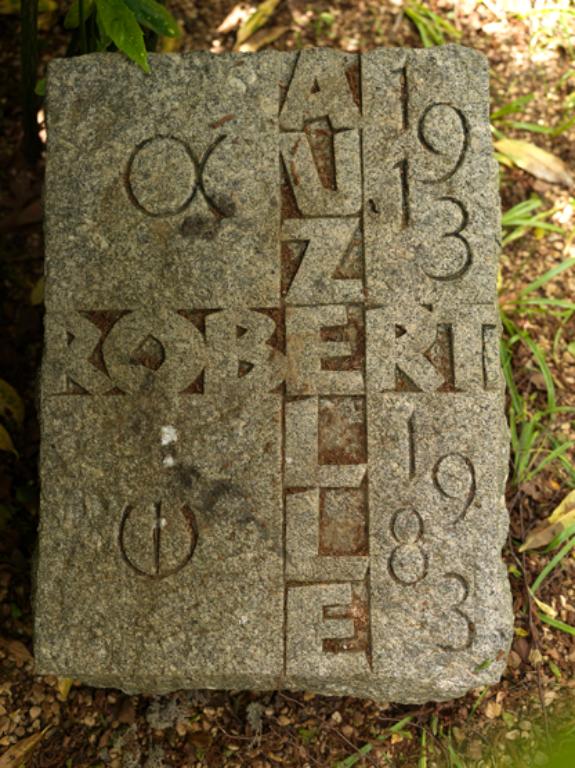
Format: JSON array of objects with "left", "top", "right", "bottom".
[
  {"left": 163, "top": 455, "right": 176, "bottom": 467},
  {"left": 161, "top": 425, "right": 178, "bottom": 446},
  {"left": 239, "top": 615, "right": 248, "bottom": 626}
]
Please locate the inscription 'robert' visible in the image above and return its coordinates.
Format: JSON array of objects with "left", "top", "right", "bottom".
[{"left": 46, "top": 305, "right": 500, "bottom": 395}]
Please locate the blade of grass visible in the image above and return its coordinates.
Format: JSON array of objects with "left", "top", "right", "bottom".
[
  {"left": 531, "top": 535, "right": 575, "bottom": 593},
  {"left": 491, "top": 93, "right": 535, "bottom": 120},
  {"left": 539, "top": 614, "right": 575, "bottom": 636},
  {"left": 526, "top": 439, "right": 575, "bottom": 480},
  {"left": 544, "top": 520, "right": 575, "bottom": 553},
  {"left": 518, "top": 256, "right": 575, "bottom": 297}
]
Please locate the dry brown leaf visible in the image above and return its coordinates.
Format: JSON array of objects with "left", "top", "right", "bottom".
[
  {"left": 494, "top": 139, "right": 574, "bottom": 188},
  {"left": 1, "top": 638, "right": 33, "bottom": 665},
  {"left": 484, "top": 700, "right": 502, "bottom": 719},
  {"left": 217, "top": 3, "right": 252, "bottom": 34},
  {"left": 234, "top": 0, "right": 281, "bottom": 48},
  {"left": 30, "top": 276, "right": 44, "bottom": 306},
  {"left": 238, "top": 25, "right": 288, "bottom": 51},
  {"left": 0, "top": 424, "right": 17, "bottom": 456},
  {"left": 520, "top": 489, "right": 575, "bottom": 550},
  {"left": 0, "top": 379, "right": 25, "bottom": 425},
  {"left": 0, "top": 728, "right": 49, "bottom": 768},
  {"left": 56, "top": 677, "right": 74, "bottom": 700}
]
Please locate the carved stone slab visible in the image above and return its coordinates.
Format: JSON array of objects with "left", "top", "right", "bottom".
[{"left": 36, "top": 46, "right": 512, "bottom": 703}]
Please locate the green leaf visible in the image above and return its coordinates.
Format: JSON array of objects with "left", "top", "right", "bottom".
[
  {"left": 35, "top": 78, "right": 46, "bottom": 96},
  {"left": 123, "top": 0, "right": 180, "bottom": 37},
  {"left": 96, "top": 0, "right": 149, "bottom": 72},
  {"left": 64, "top": 0, "right": 95, "bottom": 28}
]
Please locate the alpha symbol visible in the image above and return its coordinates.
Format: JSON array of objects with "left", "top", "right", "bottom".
[{"left": 126, "top": 134, "right": 229, "bottom": 218}]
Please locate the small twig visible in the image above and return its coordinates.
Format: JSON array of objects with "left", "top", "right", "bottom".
[
  {"left": 20, "top": 0, "right": 42, "bottom": 161},
  {"left": 516, "top": 500, "right": 550, "bottom": 741}
]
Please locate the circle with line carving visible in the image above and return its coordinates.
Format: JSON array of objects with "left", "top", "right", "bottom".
[
  {"left": 119, "top": 501, "right": 198, "bottom": 578},
  {"left": 127, "top": 136, "right": 197, "bottom": 216}
]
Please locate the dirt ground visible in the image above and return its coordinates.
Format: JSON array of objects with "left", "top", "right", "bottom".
[{"left": 0, "top": 1, "right": 574, "bottom": 766}]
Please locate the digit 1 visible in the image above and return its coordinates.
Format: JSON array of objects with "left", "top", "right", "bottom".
[
  {"left": 392, "top": 65, "right": 409, "bottom": 130},
  {"left": 393, "top": 158, "right": 410, "bottom": 230}
]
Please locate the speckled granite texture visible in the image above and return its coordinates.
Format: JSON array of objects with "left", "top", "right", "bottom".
[{"left": 35, "top": 46, "right": 512, "bottom": 702}]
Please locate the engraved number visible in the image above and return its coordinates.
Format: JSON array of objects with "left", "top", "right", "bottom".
[
  {"left": 417, "top": 103, "right": 469, "bottom": 184},
  {"left": 421, "top": 196, "right": 473, "bottom": 282},
  {"left": 437, "top": 573, "right": 475, "bottom": 651},
  {"left": 432, "top": 452, "right": 476, "bottom": 524},
  {"left": 388, "top": 507, "right": 428, "bottom": 585}
]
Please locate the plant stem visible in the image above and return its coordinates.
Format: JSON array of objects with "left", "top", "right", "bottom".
[
  {"left": 79, "top": 0, "right": 87, "bottom": 54},
  {"left": 20, "top": 0, "right": 42, "bottom": 161}
]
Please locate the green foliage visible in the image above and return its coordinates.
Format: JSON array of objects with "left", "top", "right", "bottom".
[
  {"left": 404, "top": 1, "right": 460, "bottom": 47},
  {"left": 96, "top": 0, "right": 149, "bottom": 71},
  {"left": 123, "top": 0, "right": 178, "bottom": 37},
  {"left": 501, "top": 196, "right": 564, "bottom": 247},
  {"left": 64, "top": 0, "right": 180, "bottom": 71}
]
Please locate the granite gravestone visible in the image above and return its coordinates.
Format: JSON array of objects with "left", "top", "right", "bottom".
[{"left": 36, "top": 46, "right": 512, "bottom": 702}]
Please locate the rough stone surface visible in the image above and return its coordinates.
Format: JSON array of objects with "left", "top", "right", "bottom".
[{"left": 36, "top": 46, "right": 512, "bottom": 703}]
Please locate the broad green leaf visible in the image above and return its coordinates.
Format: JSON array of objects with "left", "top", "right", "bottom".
[
  {"left": 0, "top": 379, "right": 24, "bottom": 425},
  {"left": 494, "top": 138, "right": 574, "bottom": 187},
  {"left": 96, "top": 0, "right": 149, "bottom": 72},
  {"left": 123, "top": 0, "right": 180, "bottom": 37},
  {"left": 235, "top": 0, "right": 280, "bottom": 48},
  {"left": 64, "top": 0, "right": 95, "bottom": 29}
]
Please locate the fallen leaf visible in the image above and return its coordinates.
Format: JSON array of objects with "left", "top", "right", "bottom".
[
  {"left": 30, "top": 276, "right": 45, "bottom": 306},
  {"left": 0, "top": 638, "right": 33, "bottom": 664},
  {"left": 531, "top": 593, "right": 557, "bottom": 618},
  {"left": 0, "top": 424, "right": 17, "bottom": 456},
  {"left": 0, "top": 379, "right": 25, "bottom": 425},
  {"left": 494, "top": 139, "right": 574, "bottom": 187},
  {"left": 0, "top": 198, "right": 43, "bottom": 231},
  {"left": 217, "top": 2, "right": 251, "bottom": 34},
  {"left": 520, "top": 489, "right": 575, "bottom": 550},
  {"left": 0, "top": 728, "right": 49, "bottom": 768},
  {"left": 234, "top": 0, "right": 280, "bottom": 48},
  {"left": 485, "top": 699, "right": 502, "bottom": 719},
  {"left": 238, "top": 24, "right": 288, "bottom": 51},
  {"left": 56, "top": 677, "right": 74, "bottom": 700}
]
